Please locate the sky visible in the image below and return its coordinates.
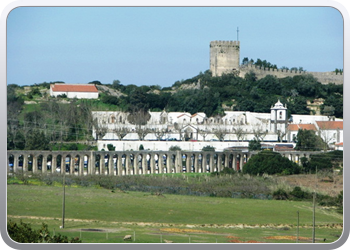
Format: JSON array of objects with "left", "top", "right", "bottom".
[{"left": 6, "top": 6, "right": 344, "bottom": 88}]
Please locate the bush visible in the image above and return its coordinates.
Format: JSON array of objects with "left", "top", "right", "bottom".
[
  {"left": 107, "top": 144, "right": 115, "bottom": 151},
  {"left": 211, "top": 167, "right": 235, "bottom": 176},
  {"left": 202, "top": 145, "right": 215, "bottom": 152},
  {"left": 243, "top": 151, "right": 301, "bottom": 175},
  {"left": 289, "top": 186, "right": 312, "bottom": 201},
  {"left": 272, "top": 188, "right": 289, "bottom": 200},
  {"left": 7, "top": 220, "right": 81, "bottom": 243},
  {"left": 169, "top": 145, "right": 181, "bottom": 151}
]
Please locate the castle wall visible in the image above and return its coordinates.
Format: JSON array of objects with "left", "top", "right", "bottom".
[
  {"left": 239, "top": 64, "right": 343, "bottom": 85},
  {"left": 209, "top": 41, "right": 343, "bottom": 85}
]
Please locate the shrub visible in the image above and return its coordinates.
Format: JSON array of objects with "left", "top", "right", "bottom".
[
  {"left": 289, "top": 186, "right": 312, "bottom": 201},
  {"left": 107, "top": 144, "right": 115, "bottom": 151},
  {"left": 169, "top": 145, "right": 181, "bottom": 151},
  {"left": 7, "top": 220, "right": 81, "bottom": 243},
  {"left": 202, "top": 145, "right": 215, "bottom": 152},
  {"left": 243, "top": 151, "right": 301, "bottom": 175},
  {"left": 211, "top": 167, "right": 236, "bottom": 176},
  {"left": 272, "top": 188, "right": 289, "bottom": 200}
]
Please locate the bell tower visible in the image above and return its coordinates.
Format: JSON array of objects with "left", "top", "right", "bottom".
[{"left": 270, "top": 100, "right": 288, "bottom": 134}]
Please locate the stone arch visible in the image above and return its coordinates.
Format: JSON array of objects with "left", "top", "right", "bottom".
[
  {"left": 205, "top": 154, "right": 212, "bottom": 172},
  {"left": 104, "top": 153, "right": 110, "bottom": 175},
  {"left": 121, "top": 154, "right": 127, "bottom": 175},
  {"left": 94, "top": 153, "right": 101, "bottom": 174},
  {"left": 236, "top": 154, "right": 241, "bottom": 171},
  {"left": 8, "top": 154, "right": 14, "bottom": 173},
  {"left": 64, "top": 154, "right": 72, "bottom": 174},
  {"left": 56, "top": 154, "right": 62, "bottom": 173},
  {"left": 45, "top": 154, "right": 52, "bottom": 173},
  {"left": 190, "top": 154, "right": 196, "bottom": 172},
  {"left": 170, "top": 154, "right": 177, "bottom": 173},
  {"left": 112, "top": 154, "right": 118, "bottom": 175},
  {"left": 129, "top": 153, "right": 135, "bottom": 175},
  {"left": 36, "top": 154, "right": 43, "bottom": 172},
  {"left": 74, "top": 154, "right": 80, "bottom": 175},
  {"left": 228, "top": 154, "right": 234, "bottom": 169},
  {"left": 18, "top": 154, "right": 24, "bottom": 172},
  {"left": 162, "top": 154, "right": 168, "bottom": 173},
  {"left": 182, "top": 153, "right": 188, "bottom": 172},
  {"left": 136, "top": 153, "right": 143, "bottom": 175}
]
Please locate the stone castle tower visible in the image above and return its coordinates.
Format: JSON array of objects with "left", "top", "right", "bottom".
[
  {"left": 210, "top": 40, "right": 240, "bottom": 77},
  {"left": 209, "top": 40, "right": 343, "bottom": 85}
]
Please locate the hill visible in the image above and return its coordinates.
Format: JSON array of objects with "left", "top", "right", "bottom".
[{"left": 7, "top": 71, "right": 343, "bottom": 150}]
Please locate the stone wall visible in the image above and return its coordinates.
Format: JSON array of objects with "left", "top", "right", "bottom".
[{"left": 239, "top": 64, "right": 343, "bottom": 85}]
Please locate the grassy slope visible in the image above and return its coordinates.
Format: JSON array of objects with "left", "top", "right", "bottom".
[{"left": 7, "top": 184, "right": 342, "bottom": 226}]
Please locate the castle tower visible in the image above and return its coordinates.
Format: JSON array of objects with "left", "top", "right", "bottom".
[
  {"left": 210, "top": 40, "right": 240, "bottom": 77},
  {"left": 270, "top": 100, "right": 288, "bottom": 135}
]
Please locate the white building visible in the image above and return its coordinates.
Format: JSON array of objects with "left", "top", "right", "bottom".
[
  {"left": 91, "top": 100, "right": 343, "bottom": 151},
  {"left": 50, "top": 84, "right": 99, "bottom": 99}
]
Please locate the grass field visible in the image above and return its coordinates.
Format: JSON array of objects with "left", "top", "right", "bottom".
[{"left": 7, "top": 183, "right": 343, "bottom": 244}]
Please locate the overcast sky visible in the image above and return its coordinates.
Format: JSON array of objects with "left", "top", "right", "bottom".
[{"left": 7, "top": 6, "right": 343, "bottom": 87}]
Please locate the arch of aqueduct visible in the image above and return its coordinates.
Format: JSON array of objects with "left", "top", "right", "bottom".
[{"left": 7, "top": 150, "right": 318, "bottom": 176}]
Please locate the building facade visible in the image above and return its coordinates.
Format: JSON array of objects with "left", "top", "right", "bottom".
[{"left": 50, "top": 84, "right": 99, "bottom": 99}]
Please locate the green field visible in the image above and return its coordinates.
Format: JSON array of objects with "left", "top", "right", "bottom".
[{"left": 7, "top": 184, "right": 343, "bottom": 244}]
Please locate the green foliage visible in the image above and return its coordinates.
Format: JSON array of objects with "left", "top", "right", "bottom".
[
  {"left": 7, "top": 220, "right": 81, "bottom": 243},
  {"left": 107, "top": 144, "right": 116, "bottom": 151},
  {"left": 101, "top": 95, "right": 119, "bottom": 106},
  {"left": 201, "top": 145, "right": 215, "bottom": 152},
  {"left": 210, "top": 167, "right": 235, "bottom": 177},
  {"left": 294, "top": 129, "right": 326, "bottom": 151},
  {"left": 139, "top": 144, "right": 144, "bottom": 150},
  {"left": 289, "top": 186, "right": 312, "bottom": 201},
  {"left": 169, "top": 145, "right": 181, "bottom": 151},
  {"left": 25, "top": 130, "right": 50, "bottom": 150},
  {"left": 300, "top": 150, "right": 343, "bottom": 173},
  {"left": 243, "top": 151, "right": 301, "bottom": 175},
  {"left": 248, "top": 139, "right": 261, "bottom": 151},
  {"left": 272, "top": 188, "right": 289, "bottom": 200}
]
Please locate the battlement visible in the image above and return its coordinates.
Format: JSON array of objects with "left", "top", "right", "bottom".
[
  {"left": 210, "top": 40, "right": 240, "bottom": 47},
  {"left": 209, "top": 40, "right": 343, "bottom": 84},
  {"left": 239, "top": 64, "right": 343, "bottom": 85}
]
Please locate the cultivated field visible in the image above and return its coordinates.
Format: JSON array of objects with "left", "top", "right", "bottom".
[{"left": 7, "top": 181, "right": 343, "bottom": 244}]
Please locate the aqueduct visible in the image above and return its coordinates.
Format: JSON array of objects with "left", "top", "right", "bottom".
[{"left": 7, "top": 150, "right": 317, "bottom": 176}]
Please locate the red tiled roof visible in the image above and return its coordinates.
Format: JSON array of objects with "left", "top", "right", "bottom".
[
  {"left": 288, "top": 124, "right": 317, "bottom": 131},
  {"left": 51, "top": 84, "right": 98, "bottom": 93},
  {"left": 316, "top": 121, "right": 343, "bottom": 130}
]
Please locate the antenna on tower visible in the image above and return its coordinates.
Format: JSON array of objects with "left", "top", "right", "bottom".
[{"left": 237, "top": 27, "right": 239, "bottom": 41}]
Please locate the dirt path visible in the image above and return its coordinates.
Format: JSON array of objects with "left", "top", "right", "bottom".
[{"left": 7, "top": 215, "right": 343, "bottom": 230}]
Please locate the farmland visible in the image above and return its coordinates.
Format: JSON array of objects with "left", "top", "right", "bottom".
[{"left": 7, "top": 176, "right": 343, "bottom": 244}]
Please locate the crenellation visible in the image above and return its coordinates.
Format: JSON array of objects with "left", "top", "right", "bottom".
[
  {"left": 211, "top": 40, "right": 343, "bottom": 85},
  {"left": 238, "top": 64, "right": 343, "bottom": 84}
]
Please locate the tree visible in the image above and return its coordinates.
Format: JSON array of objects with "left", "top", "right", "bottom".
[
  {"left": 294, "top": 129, "right": 325, "bottom": 151},
  {"left": 248, "top": 138, "right": 261, "bottom": 151},
  {"left": 113, "top": 126, "right": 129, "bottom": 141},
  {"left": 213, "top": 124, "right": 228, "bottom": 141},
  {"left": 107, "top": 144, "right": 115, "bottom": 151},
  {"left": 243, "top": 151, "right": 301, "bottom": 175},
  {"left": 233, "top": 125, "right": 245, "bottom": 142},
  {"left": 25, "top": 130, "right": 50, "bottom": 150},
  {"left": 92, "top": 118, "right": 107, "bottom": 141}
]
